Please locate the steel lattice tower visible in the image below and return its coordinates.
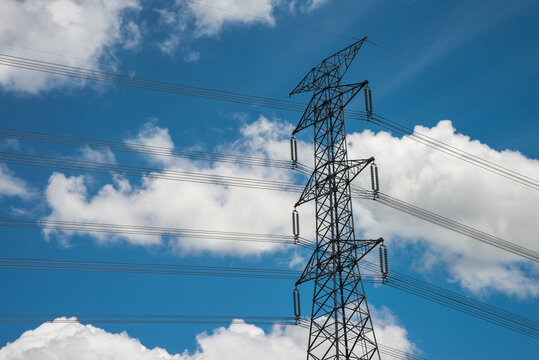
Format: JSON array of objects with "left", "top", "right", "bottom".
[{"left": 291, "top": 38, "right": 385, "bottom": 360}]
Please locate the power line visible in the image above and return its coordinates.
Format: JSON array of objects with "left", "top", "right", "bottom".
[
  {"left": 0, "top": 151, "right": 304, "bottom": 193},
  {"left": 3, "top": 124, "right": 537, "bottom": 191},
  {"left": 3, "top": 13, "right": 536, "bottom": 354},
  {"left": 0, "top": 53, "right": 311, "bottom": 113},
  {"left": 1, "top": 54, "right": 536, "bottom": 190},
  {"left": 0, "top": 257, "right": 301, "bottom": 280},
  {"left": 0, "top": 256, "right": 382, "bottom": 284},
  {"left": 3, "top": 0, "right": 532, "bottom": 119},
  {"left": 185, "top": 0, "right": 538, "bottom": 116},
  {"left": 0, "top": 42, "right": 89, "bottom": 63},
  {"left": 365, "top": 40, "right": 539, "bottom": 116},
  {"left": 3, "top": 117, "right": 537, "bottom": 192},
  {"left": 1, "top": 254, "right": 536, "bottom": 338},
  {"left": 377, "top": 343, "right": 428, "bottom": 360},
  {"left": 369, "top": 191, "right": 539, "bottom": 262},
  {"left": 0, "top": 313, "right": 296, "bottom": 326},
  {"left": 0, "top": 148, "right": 536, "bottom": 262},
  {"left": 0, "top": 217, "right": 315, "bottom": 250},
  {"left": 364, "top": 114, "right": 539, "bottom": 191},
  {"left": 0, "top": 127, "right": 296, "bottom": 171},
  {"left": 293, "top": 167, "right": 539, "bottom": 263},
  {"left": 359, "top": 261, "right": 539, "bottom": 339}
]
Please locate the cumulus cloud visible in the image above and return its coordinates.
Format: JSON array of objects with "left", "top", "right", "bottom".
[
  {"left": 38, "top": 117, "right": 539, "bottom": 297},
  {"left": 179, "top": 317, "right": 417, "bottom": 360},
  {"left": 0, "top": 318, "right": 181, "bottom": 360},
  {"left": 0, "top": 164, "right": 32, "bottom": 199},
  {"left": 0, "top": 312, "right": 417, "bottom": 360},
  {"left": 346, "top": 120, "right": 539, "bottom": 298},
  {"left": 43, "top": 116, "right": 310, "bottom": 255},
  {"left": 0, "top": 0, "right": 140, "bottom": 93}
]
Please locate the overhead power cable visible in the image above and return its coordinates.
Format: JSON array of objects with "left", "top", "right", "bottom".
[
  {"left": 181, "top": 1, "right": 539, "bottom": 116},
  {"left": 2, "top": 1, "right": 532, "bottom": 119},
  {"left": 0, "top": 127, "right": 297, "bottom": 171},
  {"left": 377, "top": 344, "right": 427, "bottom": 360},
  {"left": 364, "top": 114, "right": 539, "bottom": 191},
  {"left": 2, "top": 118, "right": 536, "bottom": 193},
  {"left": 1, "top": 148, "right": 536, "bottom": 262},
  {"left": 0, "top": 313, "right": 296, "bottom": 326},
  {"left": 0, "top": 256, "right": 382, "bottom": 284},
  {"left": 364, "top": 40, "right": 539, "bottom": 116},
  {"left": 0, "top": 257, "right": 301, "bottom": 280},
  {"left": 1, "top": 254, "right": 536, "bottom": 338},
  {"left": 1, "top": 55, "right": 536, "bottom": 190},
  {"left": 0, "top": 127, "right": 535, "bottom": 260},
  {"left": 293, "top": 166, "right": 539, "bottom": 263},
  {"left": 0, "top": 151, "right": 304, "bottom": 193},
  {"left": 366, "top": 191, "right": 539, "bottom": 262},
  {"left": 3, "top": 124, "right": 537, "bottom": 193},
  {"left": 0, "top": 53, "right": 315, "bottom": 113},
  {"left": 359, "top": 261, "right": 539, "bottom": 339},
  {"left": 0, "top": 217, "right": 315, "bottom": 250}
]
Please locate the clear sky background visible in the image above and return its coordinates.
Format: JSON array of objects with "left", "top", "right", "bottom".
[{"left": 0, "top": 0, "right": 538, "bottom": 359}]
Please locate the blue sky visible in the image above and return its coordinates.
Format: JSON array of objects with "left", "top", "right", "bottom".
[{"left": 0, "top": 0, "right": 538, "bottom": 359}]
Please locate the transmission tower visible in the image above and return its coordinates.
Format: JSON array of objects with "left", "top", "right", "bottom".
[{"left": 290, "top": 38, "right": 387, "bottom": 360}]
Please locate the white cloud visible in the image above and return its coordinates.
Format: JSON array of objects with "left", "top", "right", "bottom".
[
  {"left": 185, "top": 0, "right": 276, "bottom": 37},
  {"left": 78, "top": 146, "right": 116, "bottom": 164},
  {"left": 43, "top": 116, "right": 309, "bottom": 255},
  {"left": 293, "top": 0, "right": 329, "bottom": 12},
  {"left": 126, "top": 120, "right": 175, "bottom": 165},
  {"left": 180, "top": 320, "right": 305, "bottom": 360},
  {"left": 0, "top": 163, "right": 31, "bottom": 199},
  {"left": 0, "top": 318, "right": 181, "bottom": 360},
  {"left": 155, "top": 0, "right": 332, "bottom": 56},
  {"left": 0, "top": 313, "right": 417, "bottom": 360},
  {"left": 154, "top": 0, "right": 276, "bottom": 56},
  {"left": 0, "top": 0, "right": 140, "bottom": 93},
  {"left": 371, "top": 306, "right": 419, "bottom": 356},
  {"left": 39, "top": 117, "right": 539, "bottom": 297},
  {"left": 183, "top": 312, "right": 418, "bottom": 360},
  {"left": 345, "top": 120, "right": 539, "bottom": 298}
]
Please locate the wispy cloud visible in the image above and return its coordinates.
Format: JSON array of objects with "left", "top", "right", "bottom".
[
  {"left": 0, "top": 163, "right": 32, "bottom": 199},
  {"left": 379, "top": 0, "right": 536, "bottom": 95}
]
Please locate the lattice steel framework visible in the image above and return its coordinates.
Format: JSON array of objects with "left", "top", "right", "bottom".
[{"left": 291, "top": 38, "right": 384, "bottom": 360}]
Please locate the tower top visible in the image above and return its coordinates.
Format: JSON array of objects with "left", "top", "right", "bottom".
[{"left": 289, "top": 36, "right": 367, "bottom": 96}]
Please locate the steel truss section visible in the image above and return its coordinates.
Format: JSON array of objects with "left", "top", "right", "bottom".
[{"left": 291, "top": 38, "right": 384, "bottom": 360}]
